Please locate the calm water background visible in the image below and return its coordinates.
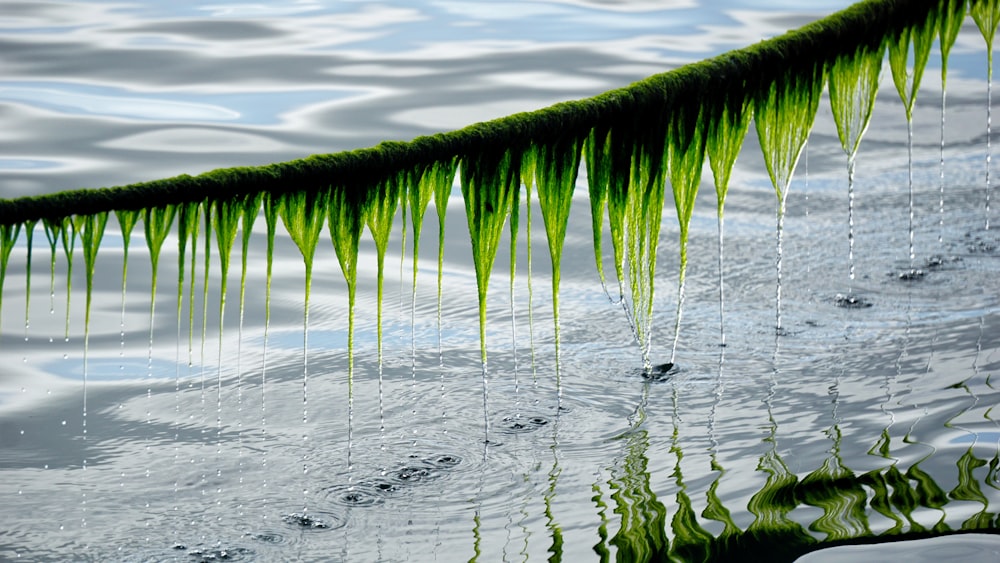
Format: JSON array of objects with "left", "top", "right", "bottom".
[{"left": 1, "top": 0, "right": 999, "bottom": 561}]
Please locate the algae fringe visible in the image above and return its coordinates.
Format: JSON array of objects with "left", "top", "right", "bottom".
[{"left": 0, "top": 0, "right": 982, "bottom": 366}]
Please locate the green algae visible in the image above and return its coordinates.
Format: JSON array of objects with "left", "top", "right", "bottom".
[
  {"left": 754, "top": 63, "right": 825, "bottom": 331},
  {"left": 432, "top": 160, "right": 456, "bottom": 360},
  {"left": 829, "top": 40, "right": 885, "bottom": 284},
  {"left": 328, "top": 184, "right": 369, "bottom": 374},
  {"left": 531, "top": 135, "right": 582, "bottom": 373},
  {"left": 0, "top": 223, "right": 21, "bottom": 334},
  {"left": 940, "top": 0, "right": 967, "bottom": 85},
  {"left": 22, "top": 220, "right": 36, "bottom": 337},
  {"left": 41, "top": 217, "right": 65, "bottom": 316},
  {"left": 277, "top": 189, "right": 328, "bottom": 397},
  {"left": 830, "top": 43, "right": 884, "bottom": 162},
  {"left": 408, "top": 160, "right": 454, "bottom": 330},
  {"left": 971, "top": 1, "right": 1000, "bottom": 76},
  {"left": 144, "top": 205, "right": 178, "bottom": 310},
  {"left": 175, "top": 202, "right": 201, "bottom": 365},
  {"left": 80, "top": 212, "right": 109, "bottom": 343},
  {"left": 666, "top": 105, "right": 707, "bottom": 363},
  {"left": 366, "top": 174, "right": 402, "bottom": 367},
  {"left": 705, "top": 90, "right": 752, "bottom": 347},
  {"left": 625, "top": 127, "right": 668, "bottom": 371},
  {"left": 461, "top": 148, "right": 520, "bottom": 367},
  {"left": 889, "top": 11, "right": 937, "bottom": 123},
  {"left": 0, "top": 0, "right": 988, "bottom": 378}
]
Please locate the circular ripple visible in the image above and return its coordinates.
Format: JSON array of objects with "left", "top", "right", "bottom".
[
  {"left": 386, "top": 464, "right": 440, "bottom": 485},
  {"left": 497, "top": 413, "right": 551, "bottom": 435},
  {"left": 280, "top": 511, "right": 345, "bottom": 531},
  {"left": 245, "top": 530, "right": 287, "bottom": 544},
  {"left": 324, "top": 482, "right": 392, "bottom": 508},
  {"left": 179, "top": 545, "right": 255, "bottom": 562}
]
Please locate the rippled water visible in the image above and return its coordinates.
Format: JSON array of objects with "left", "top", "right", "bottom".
[{"left": 1, "top": 1, "right": 1000, "bottom": 561}]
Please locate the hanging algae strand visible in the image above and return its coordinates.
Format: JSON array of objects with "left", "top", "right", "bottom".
[
  {"left": 277, "top": 189, "right": 327, "bottom": 514},
  {"left": 754, "top": 63, "right": 824, "bottom": 333},
  {"left": 706, "top": 86, "right": 752, "bottom": 348},
  {"left": 938, "top": 0, "right": 966, "bottom": 244},
  {"left": 461, "top": 148, "right": 519, "bottom": 443},
  {"left": 888, "top": 11, "right": 935, "bottom": 265},
  {"left": 972, "top": 0, "right": 1000, "bottom": 230},
  {"left": 829, "top": 40, "right": 883, "bottom": 290},
  {"left": 532, "top": 135, "right": 581, "bottom": 395},
  {"left": 666, "top": 105, "right": 707, "bottom": 365},
  {"left": 212, "top": 198, "right": 241, "bottom": 491},
  {"left": 0, "top": 223, "right": 22, "bottom": 335},
  {"left": 115, "top": 211, "right": 138, "bottom": 368}
]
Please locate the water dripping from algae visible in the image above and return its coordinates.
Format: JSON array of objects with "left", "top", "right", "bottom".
[
  {"left": 115, "top": 211, "right": 138, "bottom": 369},
  {"left": 461, "top": 147, "right": 519, "bottom": 445},
  {"left": 706, "top": 83, "right": 752, "bottom": 349},
  {"left": 259, "top": 194, "right": 278, "bottom": 519},
  {"left": 143, "top": 203, "right": 177, "bottom": 505},
  {"left": 588, "top": 108, "right": 668, "bottom": 371},
  {"left": 532, "top": 133, "right": 581, "bottom": 400},
  {"left": 507, "top": 156, "right": 522, "bottom": 421},
  {"left": 666, "top": 104, "right": 707, "bottom": 366},
  {"left": 236, "top": 192, "right": 262, "bottom": 505},
  {"left": 888, "top": 11, "right": 936, "bottom": 266},
  {"left": 938, "top": 0, "right": 967, "bottom": 244},
  {"left": 172, "top": 202, "right": 200, "bottom": 519},
  {"left": 42, "top": 217, "right": 76, "bottom": 337},
  {"left": 78, "top": 211, "right": 107, "bottom": 527},
  {"left": 366, "top": 171, "right": 401, "bottom": 449},
  {"left": 276, "top": 188, "right": 328, "bottom": 515},
  {"left": 212, "top": 198, "right": 241, "bottom": 493},
  {"left": 627, "top": 117, "right": 669, "bottom": 371},
  {"left": 407, "top": 163, "right": 436, "bottom": 373},
  {"left": 327, "top": 182, "right": 368, "bottom": 472},
  {"left": 754, "top": 61, "right": 824, "bottom": 333},
  {"left": 829, "top": 40, "right": 884, "bottom": 295},
  {"left": 22, "top": 219, "right": 37, "bottom": 357},
  {"left": 432, "top": 160, "right": 455, "bottom": 368},
  {"left": 0, "top": 223, "right": 22, "bottom": 335},
  {"left": 144, "top": 204, "right": 178, "bottom": 372},
  {"left": 971, "top": 0, "right": 1000, "bottom": 230}
]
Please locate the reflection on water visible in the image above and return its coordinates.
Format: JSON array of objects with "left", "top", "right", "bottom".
[{"left": 2, "top": 0, "right": 1000, "bottom": 561}]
